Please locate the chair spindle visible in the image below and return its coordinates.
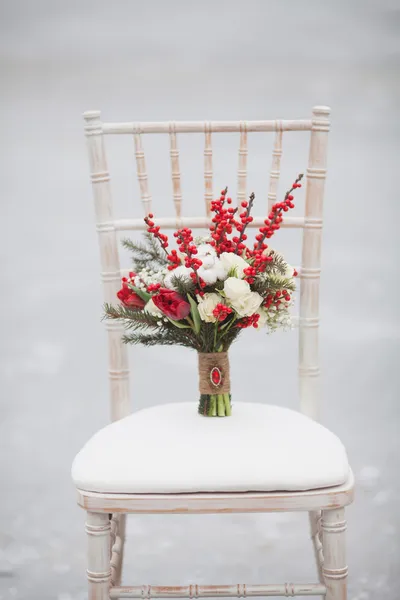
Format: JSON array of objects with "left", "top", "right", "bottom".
[
  {"left": 237, "top": 122, "right": 248, "bottom": 206},
  {"left": 169, "top": 123, "right": 182, "bottom": 217},
  {"left": 134, "top": 128, "right": 152, "bottom": 215},
  {"left": 268, "top": 127, "right": 283, "bottom": 211}
]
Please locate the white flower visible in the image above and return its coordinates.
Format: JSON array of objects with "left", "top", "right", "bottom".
[
  {"left": 198, "top": 255, "right": 227, "bottom": 285},
  {"left": 220, "top": 252, "right": 249, "bottom": 279},
  {"left": 223, "top": 277, "right": 251, "bottom": 301},
  {"left": 144, "top": 298, "right": 163, "bottom": 317},
  {"left": 164, "top": 265, "right": 192, "bottom": 289},
  {"left": 135, "top": 266, "right": 169, "bottom": 290},
  {"left": 196, "top": 293, "right": 221, "bottom": 323},
  {"left": 231, "top": 291, "right": 263, "bottom": 317},
  {"left": 223, "top": 277, "right": 263, "bottom": 317},
  {"left": 196, "top": 243, "right": 216, "bottom": 258}
]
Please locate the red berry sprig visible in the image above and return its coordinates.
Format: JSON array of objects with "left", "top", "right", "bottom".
[
  {"left": 144, "top": 214, "right": 169, "bottom": 253},
  {"left": 263, "top": 290, "right": 292, "bottom": 311},
  {"left": 173, "top": 227, "right": 205, "bottom": 291},
  {"left": 209, "top": 188, "right": 239, "bottom": 253},
  {"left": 254, "top": 173, "right": 303, "bottom": 252},
  {"left": 166, "top": 249, "right": 181, "bottom": 271},
  {"left": 236, "top": 313, "right": 260, "bottom": 329},
  {"left": 233, "top": 192, "right": 254, "bottom": 255},
  {"left": 212, "top": 303, "right": 233, "bottom": 322},
  {"left": 147, "top": 283, "right": 161, "bottom": 293}
]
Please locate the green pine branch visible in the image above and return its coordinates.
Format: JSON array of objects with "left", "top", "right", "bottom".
[
  {"left": 170, "top": 275, "right": 196, "bottom": 296},
  {"left": 267, "top": 252, "right": 288, "bottom": 276},
  {"left": 122, "top": 232, "right": 168, "bottom": 271},
  {"left": 122, "top": 328, "right": 199, "bottom": 350},
  {"left": 253, "top": 274, "right": 296, "bottom": 296},
  {"left": 104, "top": 303, "right": 161, "bottom": 331}
]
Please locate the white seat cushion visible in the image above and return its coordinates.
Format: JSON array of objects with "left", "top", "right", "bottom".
[{"left": 72, "top": 402, "right": 349, "bottom": 494}]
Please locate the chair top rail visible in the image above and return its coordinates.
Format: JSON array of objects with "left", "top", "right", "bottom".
[
  {"left": 100, "top": 119, "right": 312, "bottom": 135},
  {"left": 112, "top": 216, "right": 309, "bottom": 231}
]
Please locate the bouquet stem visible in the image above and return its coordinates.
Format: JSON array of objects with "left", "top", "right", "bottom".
[
  {"left": 199, "top": 393, "right": 232, "bottom": 417},
  {"left": 198, "top": 352, "right": 232, "bottom": 417}
]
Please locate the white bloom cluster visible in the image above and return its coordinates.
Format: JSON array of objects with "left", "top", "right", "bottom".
[
  {"left": 134, "top": 266, "right": 169, "bottom": 291},
  {"left": 263, "top": 303, "right": 294, "bottom": 332},
  {"left": 133, "top": 242, "right": 295, "bottom": 333},
  {"left": 223, "top": 277, "right": 263, "bottom": 317},
  {"left": 193, "top": 253, "right": 295, "bottom": 331},
  {"left": 164, "top": 243, "right": 252, "bottom": 290}
]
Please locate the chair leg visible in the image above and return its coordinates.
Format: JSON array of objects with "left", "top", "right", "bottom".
[
  {"left": 321, "top": 508, "right": 348, "bottom": 600},
  {"left": 110, "top": 513, "right": 126, "bottom": 586},
  {"left": 86, "top": 511, "right": 111, "bottom": 600},
  {"left": 309, "top": 510, "right": 324, "bottom": 583},
  {"left": 116, "top": 513, "right": 127, "bottom": 584}
]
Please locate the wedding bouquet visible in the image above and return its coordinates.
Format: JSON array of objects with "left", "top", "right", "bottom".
[{"left": 105, "top": 175, "right": 302, "bottom": 417}]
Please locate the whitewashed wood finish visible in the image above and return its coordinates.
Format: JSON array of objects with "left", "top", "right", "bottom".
[
  {"left": 169, "top": 123, "right": 182, "bottom": 217},
  {"left": 134, "top": 129, "right": 152, "bottom": 214},
  {"left": 110, "top": 583, "right": 327, "bottom": 598},
  {"left": 309, "top": 510, "right": 324, "bottom": 582},
  {"left": 237, "top": 123, "right": 248, "bottom": 206},
  {"left": 109, "top": 514, "right": 124, "bottom": 585},
  {"left": 204, "top": 123, "right": 213, "bottom": 215},
  {"left": 322, "top": 508, "right": 348, "bottom": 600},
  {"left": 102, "top": 120, "right": 312, "bottom": 134},
  {"left": 110, "top": 535, "right": 123, "bottom": 586},
  {"left": 113, "top": 215, "right": 305, "bottom": 231},
  {"left": 84, "top": 111, "right": 130, "bottom": 423},
  {"left": 268, "top": 128, "right": 283, "bottom": 211},
  {"left": 76, "top": 470, "right": 354, "bottom": 514},
  {"left": 299, "top": 106, "right": 330, "bottom": 420},
  {"left": 82, "top": 106, "right": 353, "bottom": 599},
  {"left": 86, "top": 512, "right": 111, "bottom": 600}
]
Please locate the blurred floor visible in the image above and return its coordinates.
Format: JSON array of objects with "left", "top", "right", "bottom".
[{"left": 0, "top": 1, "right": 399, "bottom": 599}]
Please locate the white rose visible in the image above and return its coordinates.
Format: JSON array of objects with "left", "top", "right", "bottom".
[
  {"left": 144, "top": 298, "right": 163, "bottom": 317},
  {"left": 164, "top": 265, "right": 192, "bottom": 289},
  {"left": 220, "top": 252, "right": 249, "bottom": 279},
  {"left": 223, "top": 277, "right": 251, "bottom": 301},
  {"left": 196, "top": 293, "right": 221, "bottom": 323},
  {"left": 231, "top": 291, "right": 263, "bottom": 317}
]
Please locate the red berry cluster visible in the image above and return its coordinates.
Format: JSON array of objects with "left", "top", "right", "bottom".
[
  {"left": 236, "top": 313, "right": 260, "bottom": 329},
  {"left": 243, "top": 265, "right": 257, "bottom": 284},
  {"left": 232, "top": 194, "right": 254, "bottom": 254},
  {"left": 212, "top": 303, "right": 233, "bottom": 322},
  {"left": 264, "top": 290, "right": 291, "bottom": 310},
  {"left": 166, "top": 249, "right": 181, "bottom": 271},
  {"left": 121, "top": 271, "right": 136, "bottom": 284},
  {"left": 254, "top": 174, "right": 303, "bottom": 252},
  {"left": 209, "top": 188, "right": 239, "bottom": 253},
  {"left": 147, "top": 283, "right": 161, "bottom": 293},
  {"left": 173, "top": 228, "right": 206, "bottom": 291},
  {"left": 142, "top": 174, "right": 302, "bottom": 292},
  {"left": 145, "top": 214, "right": 169, "bottom": 250}
]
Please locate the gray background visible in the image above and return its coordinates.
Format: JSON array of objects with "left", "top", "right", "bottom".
[{"left": 1, "top": 1, "right": 399, "bottom": 599}]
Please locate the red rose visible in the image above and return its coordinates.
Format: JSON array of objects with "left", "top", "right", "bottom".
[
  {"left": 152, "top": 288, "right": 191, "bottom": 320},
  {"left": 117, "top": 283, "right": 145, "bottom": 309}
]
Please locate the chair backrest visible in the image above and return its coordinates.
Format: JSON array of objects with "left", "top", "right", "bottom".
[{"left": 84, "top": 107, "right": 330, "bottom": 423}]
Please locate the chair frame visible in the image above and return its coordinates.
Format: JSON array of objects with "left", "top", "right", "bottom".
[{"left": 80, "top": 107, "right": 354, "bottom": 599}]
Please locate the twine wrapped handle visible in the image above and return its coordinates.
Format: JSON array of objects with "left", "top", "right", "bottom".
[{"left": 198, "top": 352, "right": 231, "bottom": 395}]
